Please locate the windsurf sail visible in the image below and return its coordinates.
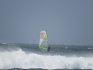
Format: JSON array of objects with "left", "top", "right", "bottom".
[{"left": 39, "top": 30, "right": 48, "bottom": 52}]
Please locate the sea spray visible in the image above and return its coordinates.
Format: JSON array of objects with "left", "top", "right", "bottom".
[{"left": 0, "top": 48, "right": 93, "bottom": 69}]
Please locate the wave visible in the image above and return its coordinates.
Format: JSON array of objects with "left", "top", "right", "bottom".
[{"left": 0, "top": 48, "right": 93, "bottom": 69}]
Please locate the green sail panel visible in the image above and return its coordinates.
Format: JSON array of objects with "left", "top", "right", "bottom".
[{"left": 39, "top": 31, "right": 48, "bottom": 52}]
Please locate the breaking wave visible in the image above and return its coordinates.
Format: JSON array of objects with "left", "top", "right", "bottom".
[{"left": 0, "top": 48, "right": 93, "bottom": 69}]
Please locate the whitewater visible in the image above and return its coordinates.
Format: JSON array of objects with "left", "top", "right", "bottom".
[{"left": 0, "top": 43, "right": 93, "bottom": 69}]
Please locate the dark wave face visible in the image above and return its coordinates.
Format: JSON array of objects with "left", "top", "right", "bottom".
[{"left": 0, "top": 43, "right": 93, "bottom": 69}]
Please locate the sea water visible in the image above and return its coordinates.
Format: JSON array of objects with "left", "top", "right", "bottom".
[{"left": 0, "top": 43, "right": 93, "bottom": 70}]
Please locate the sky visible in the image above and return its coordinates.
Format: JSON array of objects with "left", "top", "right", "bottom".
[{"left": 0, "top": 0, "right": 93, "bottom": 45}]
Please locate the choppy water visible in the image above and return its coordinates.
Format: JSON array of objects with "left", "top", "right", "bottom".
[{"left": 0, "top": 43, "right": 93, "bottom": 70}]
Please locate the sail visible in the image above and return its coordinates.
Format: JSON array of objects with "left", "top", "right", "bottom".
[{"left": 39, "top": 31, "right": 48, "bottom": 52}]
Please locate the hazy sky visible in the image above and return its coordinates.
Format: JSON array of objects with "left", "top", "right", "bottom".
[{"left": 0, "top": 0, "right": 93, "bottom": 45}]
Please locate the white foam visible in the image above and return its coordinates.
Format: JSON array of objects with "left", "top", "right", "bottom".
[{"left": 0, "top": 49, "right": 93, "bottom": 69}]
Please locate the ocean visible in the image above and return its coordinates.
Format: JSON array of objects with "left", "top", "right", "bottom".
[{"left": 0, "top": 43, "right": 93, "bottom": 70}]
